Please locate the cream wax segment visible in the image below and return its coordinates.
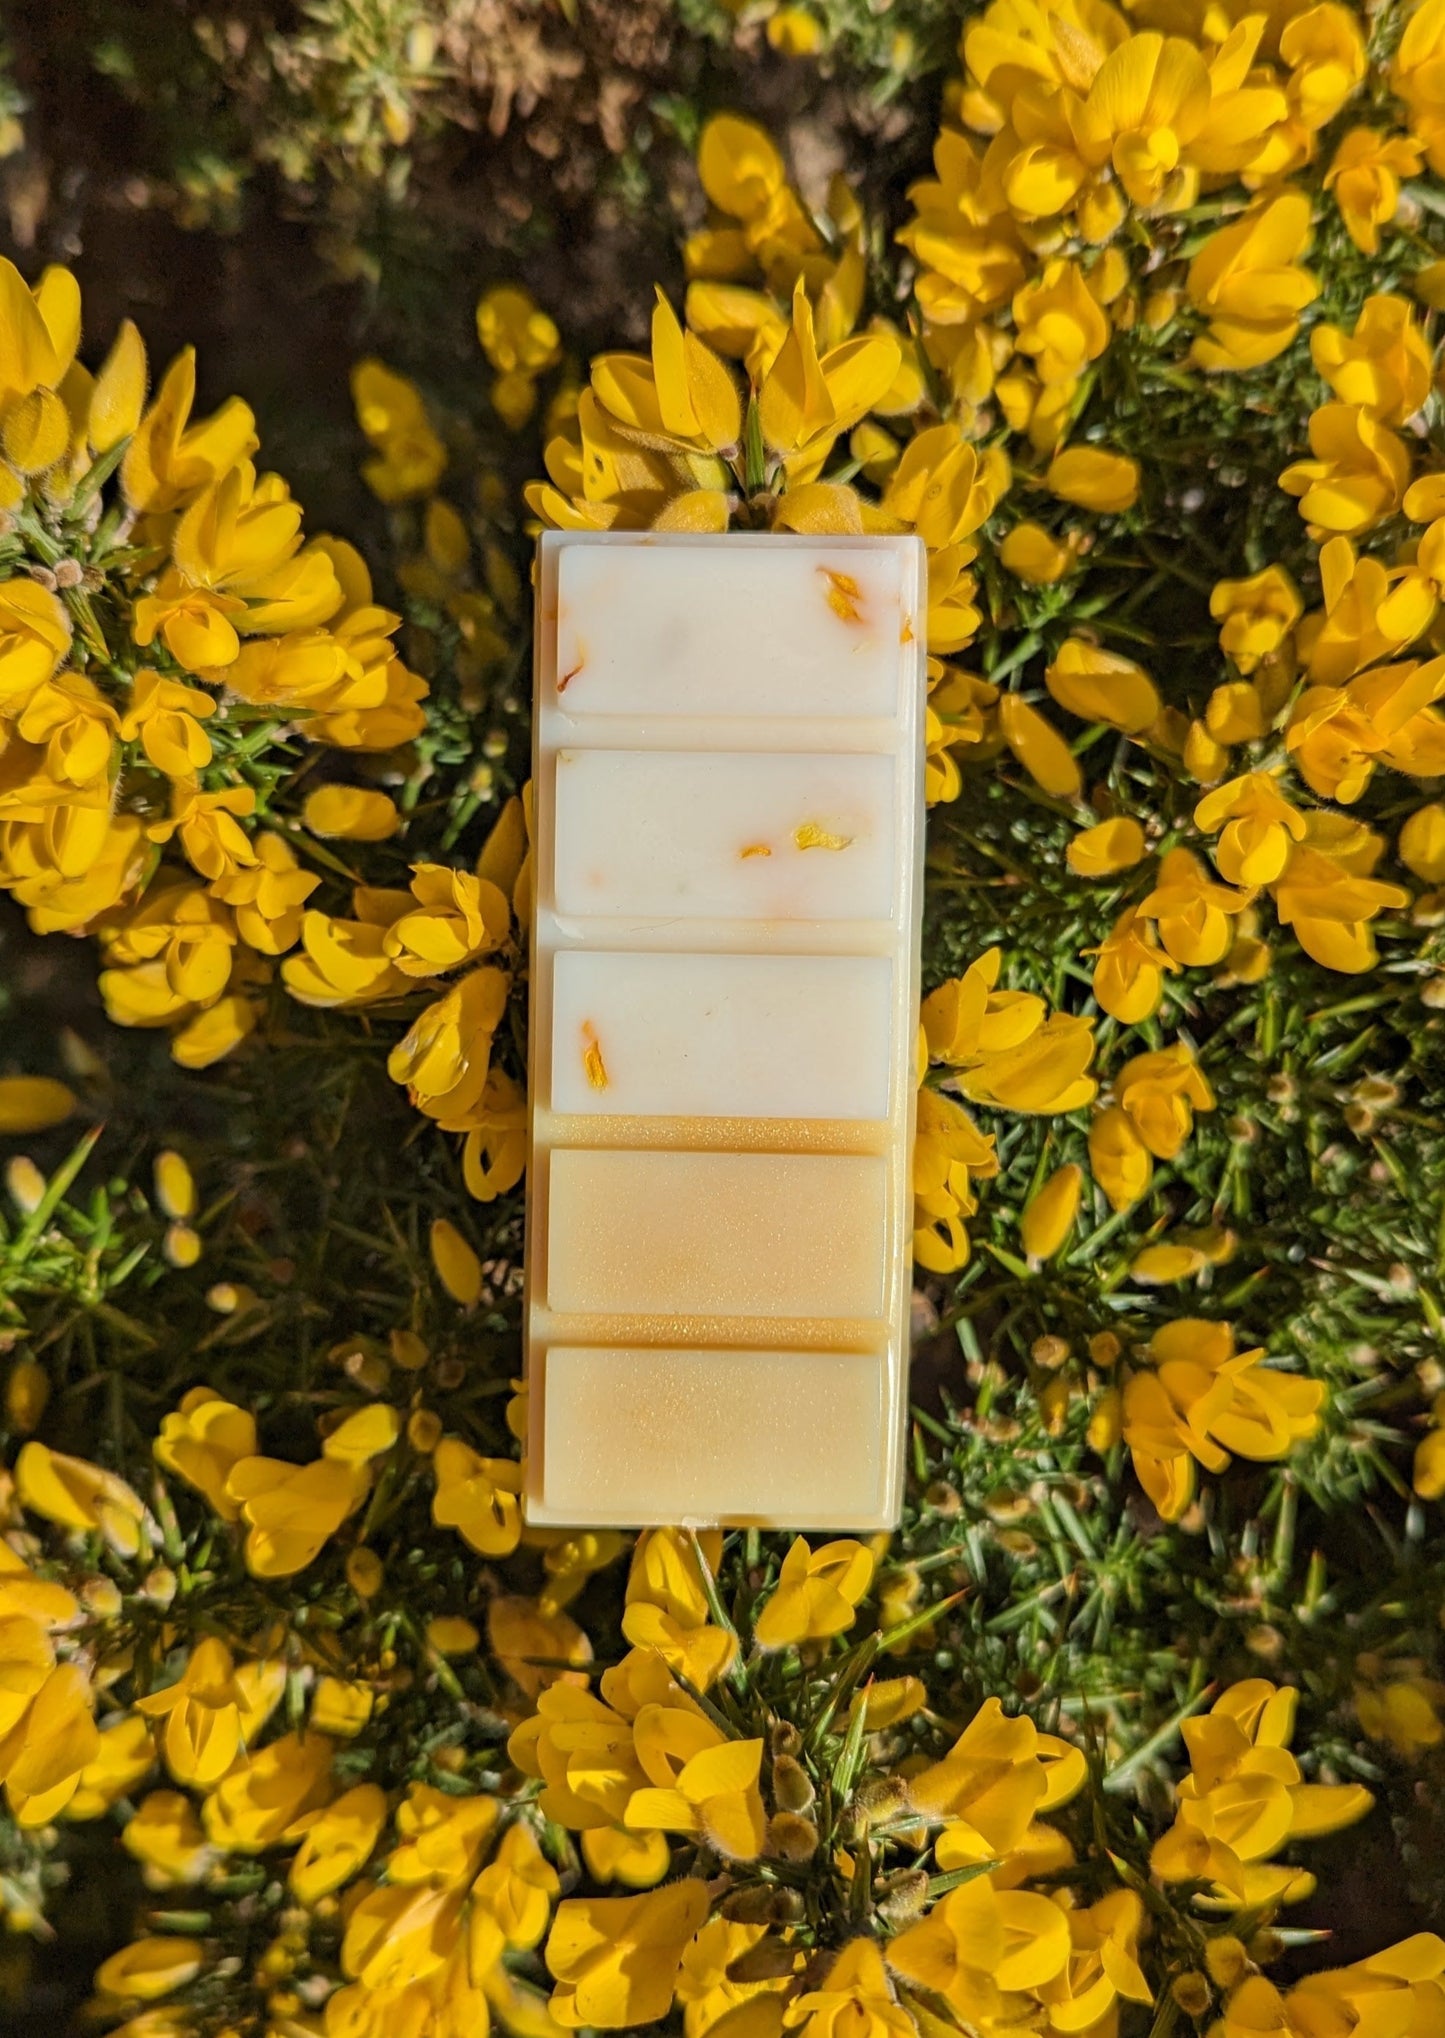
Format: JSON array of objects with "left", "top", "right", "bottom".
[
  {"left": 553, "top": 539, "right": 905, "bottom": 720},
  {"left": 539, "top": 1347, "right": 888, "bottom": 1528},
  {"left": 551, "top": 749, "right": 898, "bottom": 923},
  {"left": 528, "top": 530, "right": 927, "bottom": 1531},
  {"left": 545, "top": 1149, "right": 889, "bottom": 1321},
  {"left": 549, "top": 951, "right": 894, "bottom": 1121}
]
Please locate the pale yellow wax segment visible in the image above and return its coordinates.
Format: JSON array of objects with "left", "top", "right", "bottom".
[
  {"left": 545, "top": 1149, "right": 887, "bottom": 1319},
  {"left": 540, "top": 1346, "right": 887, "bottom": 1524}
]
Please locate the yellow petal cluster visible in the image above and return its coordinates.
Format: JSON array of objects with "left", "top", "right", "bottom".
[
  {"left": 1121, "top": 1319, "right": 1324, "bottom": 1520},
  {"left": 754, "top": 1537, "right": 875, "bottom": 1647},
  {"left": 510, "top": 1645, "right": 765, "bottom": 1866},
  {"left": 622, "top": 1528, "right": 737, "bottom": 1689},
  {"left": 1151, "top": 1680, "right": 1371, "bottom": 1904},
  {"left": 0, "top": 262, "right": 427, "bottom": 1077}
]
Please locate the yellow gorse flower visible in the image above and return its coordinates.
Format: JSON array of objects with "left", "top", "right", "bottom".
[
  {"left": 1122, "top": 1319, "right": 1325, "bottom": 1520},
  {"left": 1222, "top": 1939, "right": 1445, "bottom": 2038},
  {"left": 472, "top": 1820, "right": 561, "bottom": 1958},
  {"left": 488, "top": 1594, "right": 592, "bottom": 1701},
  {"left": 122, "top": 347, "right": 258, "bottom": 514},
  {"left": 1045, "top": 444, "right": 1140, "bottom": 511},
  {"left": 0, "top": 580, "right": 73, "bottom": 705},
  {"left": 351, "top": 357, "right": 447, "bottom": 501},
  {"left": 1045, "top": 637, "right": 1161, "bottom": 733},
  {"left": 1326, "top": 127, "right": 1424, "bottom": 252},
  {"left": 688, "top": 113, "right": 824, "bottom": 295},
  {"left": 1415, "top": 1390, "right": 1445, "bottom": 1500},
  {"left": 1394, "top": 0, "right": 1445, "bottom": 170},
  {"left": 1280, "top": 402, "right": 1412, "bottom": 535},
  {"left": 1315, "top": 294, "right": 1433, "bottom": 426},
  {"left": 0, "top": 1072, "right": 76, "bottom": 1132},
  {"left": 1186, "top": 189, "right": 1318, "bottom": 371},
  {"left": 759, "top": 279, "right": 902, "bottom": 476},
  {"left": 385, "top": 865, "right": 510, "bottom": 972},
  {"left": 508, "top": 1644, "right": 773, "bottom": 1886},
  {"left": 911, "top": 950, "right": 1096, "bottom": 1266},
  {"left": 1020, "top": 1162, "right": 1083, "bottom": 1259},
  {"left": 913, "top": 1080, "right": 999, "bottom": 1273},
  {"left": 95, "top": 1935, "right": 205, "bottom": 2006},
  {"left": 1194, "top": 771, "right": 1306, "bottom": 885},
  {"left": 290, "top": 1781, "right": 388, "bottom": 1905},
  {"left": 546, "top": 1879, "right": 711, "bottom": 2029},
  {"left": 510, "top": 1680, "right": 650, "bottom": 1833},
  {"left": 1136, "top": 848, "right": 1254, "bottom": 966},
  {"left": 1271, "top": 812, "right": 1411, "bottom": 971},
  {"left": 477, "top": 283, "right": 562, "bottom": 429},
  {"left": 753, "top": 1536, "right": 875, "bottom": 1647},
  {"left": 329, "top": 1786, "right": 515, "bottom": 2035},
  {"left": 906, "top": 1695, "right": 1086, "bottom": 1865},
  {"left": 15, "top": 1441, "right": 149, "bottom": 1557},
  {"left": 792, "top": 1939, "right": 916, "bottom": 2038},
  {"left": 1355, "top": 1670, "right": 1445, "bottom": 1758},
  {"left": 622, "top": 1529, "right": 736, "bottom": 1690},
  {"left": 1113, "top": 1041, "right": 1215, "bottom": 1160},
  {"left": 890, "top": 1870, "right": 1075, "bottom": 2025},
  {"left": 432, "top": 1435, "right": 524, "bottom": 1556},
  {"left": 225, "top": 1453, "right": 368, "bottom": 1577},
  {"left": 593, "top": 289, "right": 743, "bottom": 461},
  {"left": 123, "top": 1790, "right": 214, "bottom": 1889},
  {"left": 624, "top": 1712, "right": 767, "bottom": 1860},
  {"left": 1151, "top": 1680, "right": 1371, "bottom": 1905},
  {"left": 0, "top": 1546, "right": 98, "bottom": 1827},
  {"left": 1012, "top": 260, "right": 1110, "bottom": 391},
  {"left": 1090, "top": 908, "right": 1176, "bottom": 1024},
  {"left": 133, "top": 1636, "right": 252, "bottom": 1786},
  {"left": 676, "top": 1915, "right": 792, "bottom": 2038},
  {"left": 1001, "top": 520, "right": 1079, "bottom": 583},
  {"left": 923, "top": 950, "right": 1098, "bottom": 1113},
  {"left": 205, "top": 1725, "right": 333, "bottom": 1853},
  {"left": 1211, "top": 566, "right": 1303, "bottom": 672},
  {"left": 281, "top": 883, "right": 412, "bottom": 1008}
]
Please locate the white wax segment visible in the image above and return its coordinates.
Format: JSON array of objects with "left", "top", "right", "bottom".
[
  {"left": 554, "top": 541, "right": 906, "bottom": 720},
  {"left": 550, "top": 951, "right": 894, "bottom": 1120},
  {"left": 527, "top": 530, "right": 927, "bottom": 1531},
  {"left": 552, "top": 750, "right": 898, "bottom": 923}
]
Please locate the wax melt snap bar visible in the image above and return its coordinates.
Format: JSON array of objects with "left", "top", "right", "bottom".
[{"left": 526, "top": 530, "right": 927, "bottom": 1530}]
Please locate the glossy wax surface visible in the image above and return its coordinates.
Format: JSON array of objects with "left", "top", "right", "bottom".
[{"left": 527, "top": 531, "right": 927, "bottom": 1530}]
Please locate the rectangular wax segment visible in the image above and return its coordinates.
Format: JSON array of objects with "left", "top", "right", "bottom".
[
  {"left": 545, "top": 1149, "right": 888, "bottom": 1319},
  {"left": 554, "top": 541, "right": 904, "bottom": 719},
  {"left": 550, "top": 951, "right": 894, "bottom": 1119},
  {"left": 552, "top": 749, "right": 897, "bottom": 922},
  {"left": 540, "top": 1347, "right": 887, "bottom": 1525}
]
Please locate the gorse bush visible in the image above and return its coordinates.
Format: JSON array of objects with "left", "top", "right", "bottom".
[{"left": 2, "top": 1, "right": 1445, "bottom": 2033}]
